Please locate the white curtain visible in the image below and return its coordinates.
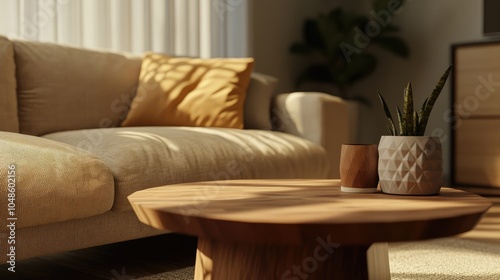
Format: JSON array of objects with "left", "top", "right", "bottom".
[{"left": 0, "top": 0, "right": 249, "bottom": 58}]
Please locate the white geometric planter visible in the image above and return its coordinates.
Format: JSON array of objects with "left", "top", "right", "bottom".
[{"left": 378, "top": 136, "right": 443, "bottom": 195}]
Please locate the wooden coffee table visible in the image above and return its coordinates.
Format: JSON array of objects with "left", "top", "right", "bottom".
[{"left": 128, "top": 179, "right": 491, "bottom": 280}]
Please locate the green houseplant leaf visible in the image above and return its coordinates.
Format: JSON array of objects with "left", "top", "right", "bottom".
[
  {"left": 335, "top": 53, "right": 377, "bottom": 89},
  {"left": 418, "top": 65, "right": 453, "bottom": 135},
  {"left": 417, "top": 97, "right": 429, "bottom": 135},
  {"left": 377, "top": 92, "right": 397, "bottom": 136},
  {"left": 303, "top": 19, "right": 326, "bottom": 52},
  {"left": 372, "top": 36, "right": 410, "bottom": 58},
  {"left": 396, "top": 107, "right": 405, "bottom": 135},
  {"left": 413, "top": 110, "right": 418, "bottom": 136},
  {"left": 295, "top": 64, "right": 334, "bottom": 87},
  {"left": 381, "top": 24, "right": 400, "bottom": 33},
  {"left": 289, "top": 43, "right": 314, "bottom": 55},
  {"left": 373, "top": 0, "right": 404, "bottom": 13},
  {"left": 402, "top": 82, "right": 414, "bottom": 136}
]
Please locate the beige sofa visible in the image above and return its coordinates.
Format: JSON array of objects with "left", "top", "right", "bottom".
[{"left": 0, "top": 36, "right": 349, "bottom": 262}]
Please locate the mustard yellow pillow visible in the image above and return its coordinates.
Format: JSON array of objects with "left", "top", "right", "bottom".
[{"left": 121, "top": 53, "right": 254, "bottom": 129}]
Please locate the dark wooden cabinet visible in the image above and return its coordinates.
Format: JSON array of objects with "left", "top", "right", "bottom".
[{"left": 452, "top": 41, "right": 500, "bottom": 194}]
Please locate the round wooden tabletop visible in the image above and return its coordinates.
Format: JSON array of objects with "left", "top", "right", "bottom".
[{"left": 128, "top": 179, "right": 492, "bottom": 245}]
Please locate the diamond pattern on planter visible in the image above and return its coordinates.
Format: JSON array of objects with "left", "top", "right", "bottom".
[{"left": 378, "top": 136, "right": 443, "bottom": 195}]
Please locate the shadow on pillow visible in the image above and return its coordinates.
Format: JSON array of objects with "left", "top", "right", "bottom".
[{"left": 122, "top": 53, "right": 254, "bottom": 129}]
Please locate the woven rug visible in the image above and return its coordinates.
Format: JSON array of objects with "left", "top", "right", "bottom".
[
  {"left": 137, "top": 238, "right": 500, "bottom": 280},
  {"left": 389, "top": 237, "right": 500, "bottom": 280},
  {"left": 137, "top": 266, "right": 194, "bottom": 280}
]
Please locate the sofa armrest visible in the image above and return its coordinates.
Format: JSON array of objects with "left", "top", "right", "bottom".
[{"left": 272, "top": 92, "right": 350, "bottom": 179}]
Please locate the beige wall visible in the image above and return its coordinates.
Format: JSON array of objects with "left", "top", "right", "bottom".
[
  {"left": 252, "top": 0, "right": 484, "bottom": 182},
  {"left": 251, "top": 0, "right": 338, "bottom": 94}
]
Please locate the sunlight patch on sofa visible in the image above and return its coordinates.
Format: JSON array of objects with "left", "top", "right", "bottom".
[{"left": 116, "top": 131, "right": 181, "bottom": 152}]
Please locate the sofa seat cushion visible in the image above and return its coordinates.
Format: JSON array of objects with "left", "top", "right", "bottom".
[
  {"left": 43, "top": 127, "right": 329, "bottom": 211},
  {"left": 0, "top": 132, "right": 114, "bottom": 230}
]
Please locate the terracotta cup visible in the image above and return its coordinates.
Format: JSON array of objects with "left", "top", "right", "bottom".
[{"left": 340, "top": 144, "right": 379, "bottom": 193}]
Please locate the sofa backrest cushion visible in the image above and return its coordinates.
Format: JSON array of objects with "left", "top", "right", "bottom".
[
  {"left": 0, "top": 36, "right": 19, "bottom": 132},
  {"left": 244, "top": 73, "right": 278, "bottom": 130},
  {"left": 13, "top": 40, "right": 142, "bottom": 136}
]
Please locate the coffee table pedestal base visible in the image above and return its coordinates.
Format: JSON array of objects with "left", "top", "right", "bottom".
[{"left": 194, "top": 238, "right": 389, "bottom": 280}]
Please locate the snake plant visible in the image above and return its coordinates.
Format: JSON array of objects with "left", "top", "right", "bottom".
[{"left": 378, "top": 66, "right": 452, "bottom": 136}]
